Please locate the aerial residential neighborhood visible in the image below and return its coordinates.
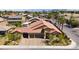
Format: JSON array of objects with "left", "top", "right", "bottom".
[{"left": 0, "top": 9, "right": 79, "bottom": 49}]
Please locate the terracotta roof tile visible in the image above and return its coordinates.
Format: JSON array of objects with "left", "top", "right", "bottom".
[{"left": 13, "top": 19, "right": 61, "bottom": 33}]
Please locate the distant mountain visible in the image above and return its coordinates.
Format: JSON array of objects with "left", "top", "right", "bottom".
[
  {"left": 0, "top": 9, "right": 79, "bottom": 12},
  {"left": 0, "top": 9, "right": 53, "bottom": 12},
  {"left": 11, "top": 9, "right": 53, "bottom": 12}
]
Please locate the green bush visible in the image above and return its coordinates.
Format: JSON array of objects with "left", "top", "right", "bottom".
[
  {"left": 7, "top": 33, "right": 21, "bottom": 41},
  {"left": 4, "top": 41, "right": 11, "bottom": 45},
  {"left": 66, "top": 19, "right": 79, "bottom": 28},
  {"left": 46, "top": 14, "right": 52, "bottom": 19},
  {"left": 8, "top": 21, "right": 22, "bottom": 27},
  {"left": 7, "top": 33, "right": 14, "bottom": 41},
  {"left": 71, "top": 20, "right": 79, "bottom": 27},
  {"left": 4, "top": 32, "right": 21, "bottom": 45},
  {"left": 48, "top": 34, "right": 54, "bottom": 40},
  {"left": 47, "top": 34, "right": 71, "bottom": 46},
  {"left": 14, "top": 22, "right": 22, "bottom": 27}
]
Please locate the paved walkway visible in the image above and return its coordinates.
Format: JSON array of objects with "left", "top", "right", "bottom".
[{"left": 19, "top": 38, "right": 47, "bottom": 46}]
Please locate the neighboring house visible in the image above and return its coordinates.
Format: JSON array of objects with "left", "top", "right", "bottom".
[
  {"left": 0, "top": 27, "right": 6, "bottom": 35},
  {"left": 0, "top": 17, "right": 4, "bottom": 22},
  {"left": 0, "top": 26, "right": 12, "bottom": 35},
  {"left": 22, "top": 17, "right": 40, "bottom": 27},
  {"left": 6, "top": 16, "right": 22, "bottom": 26},
  {"left": 39, "top": 14, "right": 48, "bottom": 18},
  {"left": 2, "top": 15, "right": 8, "bottom": 19},
  {"left": 7, "top": 16, "right": 22, "bottom": 22},
  {"left": 25, "top": 14, "right": 33, "bottom": 19},
  {"left": 22, "top": 14, "right": 28, "bottom": 16},
  {"left": 22, "top": 21, "right": 31, "bottom": 27},
  {"left": 22, "top": 14, "right": 33, "bottom": 22},
  {"left": 29, "top": 17, "right": 40, "bottom": 23},
  {"left": 13, "top": 19, "right": 61, "bottom": 39},
  {"left": 29, "top": 17, "right": 52, "bottom": 24}
]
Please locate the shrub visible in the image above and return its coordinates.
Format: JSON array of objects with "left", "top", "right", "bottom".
[
  {"left": 47, "top": 34, "right": 71, "bottom": 46},
  {"left": 48, "top": 34, "right": 54, "bottom": 40},
  {"left": 7, "top": 32, "right": 21, "bottom": 41},
  {"left": 14, "top": 22, "right": 22, "bottom": 27},
  {"left": 46, "top": 14, "right": 52, "bottom": 19},
  {"left": 4, "top": 41, "right": 11, "bottom": 45},
  {"left": 7, "top": 33, "right": 14, "bottom": 41},
  {"left": 58, "top": 34, "right": 67, "bottom": 45},
  {"left": 66, "top": 19, "right": 70, "bottom": 25},
  {"left": 66, "top": 19, "right": 79, "bottom": 28},
  {"left": 71, "top": 20, "right": 79, "bottom": 27},
  {"left": 8, "top": 21, "right": 22, "bottom": 27},
  {"left": 4, "top": 32, "right": 21, "bottom": 45}
]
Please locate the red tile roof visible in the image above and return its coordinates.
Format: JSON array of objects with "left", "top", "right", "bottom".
[
  {"left": 13, "top": 19, "right": 61, "bottom": 33},
  {"left": 13, "top": 27, "right": 42, "bottom": 33},
  {"left": 29, "top": 19, "right": 61, "bottom": 33}
]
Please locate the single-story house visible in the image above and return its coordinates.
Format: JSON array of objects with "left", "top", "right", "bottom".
[
  {"left": 29, "top": 17, "right": 40, "bottom": 23},
  {"left": 22, "top": 21, "right": 31, "bottom": 27},
  {"left": 39, "top": 14, "right": 48, "bottom": 18},
  {"left": 25, "top": 14, "right": 33, "bottom": 19},
  {"left": 7, "top": 15, "right": 22, "bottom": 22},
  {"left": 2, "top": 15, "right": 8, "bottom": 19},
  {"left": 13, "top": 19, "right": 61, "bottom": 39},
  {"left": 0, "top": 17, "right": 4, "bottom": 23},
  {"left": 0, "top": 26, "right": 13, "bottom": 35},
  {"left": 6, "top": 15, "right": 22, "bottom": 26}
]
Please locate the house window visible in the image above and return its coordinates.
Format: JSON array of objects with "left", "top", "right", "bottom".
[{"left": 0, "top": 31, "right": 6, "bottom": 35}]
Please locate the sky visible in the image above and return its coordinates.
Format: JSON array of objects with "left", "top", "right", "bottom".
[{"left": 0, "top": 9, "right": 79, "bottom": 12}]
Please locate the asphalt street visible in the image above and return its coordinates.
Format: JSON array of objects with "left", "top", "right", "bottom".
[{"left": 63, "top": 25, "right": 79, "bottom": 49}]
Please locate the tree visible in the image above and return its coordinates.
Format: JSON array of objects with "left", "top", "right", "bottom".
[
  {"left": 10, "top": 21, "right": 22, "bottom": 27},
  {"left": 69, "top": 14, "right": 74, "bottom": 27},
  {"left": 51, "top": 11, "right": 59, "bottom": 19},
  {"left": 15, "top": 22, "right": 22, "bottom": 27},
  {"left": 51, "top": 11, "right": 60, "bottom": 26},
  {"left": 66, "top": 14, "right": 79, "bottom": 28},
  {"left": 32, "top": 12, "right": 41, "bottom": 17},
  {"left": 46, "top": 13, "right": 52, "bottom": 19},
  {"left": 70, "top": 20, "right": 79, "bottom": 27},
  {"left": 58, "top": 16, "right": 65, "bottom": 30},
  {"left": 24, "top": 11, "right": 30, "bottom": 15}
]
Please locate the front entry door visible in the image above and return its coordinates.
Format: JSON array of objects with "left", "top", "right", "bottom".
[{"left": 23, "top": 33, "right": 28, "bottom": 38}]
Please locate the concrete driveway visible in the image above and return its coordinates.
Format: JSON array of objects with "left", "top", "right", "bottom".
[{"left": 19, "top": 38, "right": 47, "bottom": 46}]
